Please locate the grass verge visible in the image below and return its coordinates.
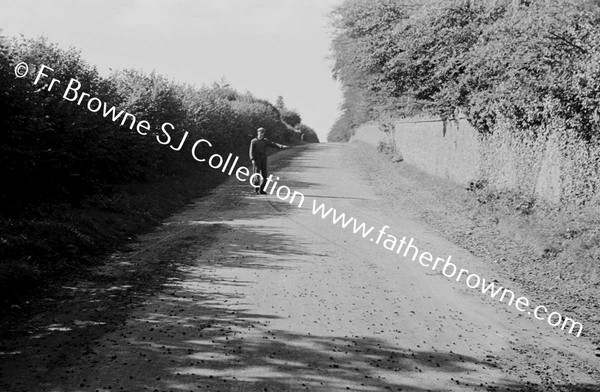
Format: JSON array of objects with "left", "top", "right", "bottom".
[
  {"left": 0, "top": 166, "right": 231, "bottom": 312},
  {"left": 346, "top": 141, "right": 600, "bottom": 347}
]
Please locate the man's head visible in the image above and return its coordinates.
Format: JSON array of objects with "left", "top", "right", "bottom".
[{"left": 257, "top": 127, "right": 266, "bottom": 140}]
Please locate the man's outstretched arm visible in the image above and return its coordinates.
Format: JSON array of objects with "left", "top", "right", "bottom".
[{"left": 265, "top": 139, "right": 290, "bottom": 149}]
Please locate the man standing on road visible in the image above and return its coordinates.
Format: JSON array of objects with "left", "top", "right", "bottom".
[{"left": 249, "top": 127, "right": 290, "bottom": 195}]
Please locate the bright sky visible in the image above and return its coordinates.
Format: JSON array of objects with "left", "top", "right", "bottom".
[{"left": 0, "top": 0, "right": 343, "bottom": 142}]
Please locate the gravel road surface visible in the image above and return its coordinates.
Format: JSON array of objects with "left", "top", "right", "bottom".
[{"left": 1, "top": 143, "right": 598, "bottom": 392}]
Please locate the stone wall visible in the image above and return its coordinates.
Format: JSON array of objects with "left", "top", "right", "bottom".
[
  {"left": 351, "top": 117, "right": 481, "bottom": 186},
  {"left": 350, "top": 117, "right": 569, "bottom": 205}
]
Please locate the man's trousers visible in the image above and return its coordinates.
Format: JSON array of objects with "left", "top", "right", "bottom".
[{"left": 252, "top": 157, "right": 268, "bottom": 193}]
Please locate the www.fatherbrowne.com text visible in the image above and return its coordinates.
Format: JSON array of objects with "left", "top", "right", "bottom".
[{"left": 309, "top": 201, "right": 583, "bottom": 337}]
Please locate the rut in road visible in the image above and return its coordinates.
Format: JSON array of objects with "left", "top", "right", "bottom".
[{"left": 1, "top": 143, "right": 599, "bottom": 392}]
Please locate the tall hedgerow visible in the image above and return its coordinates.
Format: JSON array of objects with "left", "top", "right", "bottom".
[
  {"left": 0, "top": 33, "right": 318, "bottom": 304},
  {"left": 328, "top": 0, "right": 600, "bottom": 141},
  {"left": 0, "top": 35, "right": 304, "bottom": 211},
  {"left": 2, "top": 36, "right": 126, "bottom": 206}
]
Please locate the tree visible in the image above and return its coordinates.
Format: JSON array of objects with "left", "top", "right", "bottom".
[
  {"left": 275, "top": 95, "right": 285, "bottom": 109},
  {"left": 280, "top": 108, "right": 302, "bottom": 127}
]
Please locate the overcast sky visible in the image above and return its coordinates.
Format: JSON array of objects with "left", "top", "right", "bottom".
[{"left": 0, "top": 0, "right": 343, "bottom": 142}]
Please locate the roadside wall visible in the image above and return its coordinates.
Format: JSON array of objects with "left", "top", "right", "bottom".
[
  {"left": 477, "top": 125, "right": 562, "bottom": 205},
  {"left": 350, "top": 117, "right": 481, "bottom": 186},
  {"left": 350, "top": 117, "right": 569, "bottom": 205}
]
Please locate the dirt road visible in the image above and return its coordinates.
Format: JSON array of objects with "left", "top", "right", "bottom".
[{"left": 1, "top": 143, "right": 599, "bottom": 392}]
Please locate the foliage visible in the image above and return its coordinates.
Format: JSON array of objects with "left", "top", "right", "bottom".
[
  {"left": 270, "top": 95, "right": 319, "bottom": 142},
  {"left": 0, "top": 34, "right": 315, "bottom": 302},
  {"left": 275, "top": 95, "right": 285, "bottom": 109},
  {"left": 295, "top": 123, "right": 320, "bottom": 143},
  {"left": 0, "top": 35, "right": 305, "bottom": 212},
  {"left": 327, "top": 0, "right": 600, "bottom": 141},
  {"left": 280, "top": 108, "right": 302, "bottom": 128},
  {"left": 327, "top": 0, "right": 415, "bottom": 141},
  {"left": 2, "top": 36, "right": 122, "bottom": 206}
]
